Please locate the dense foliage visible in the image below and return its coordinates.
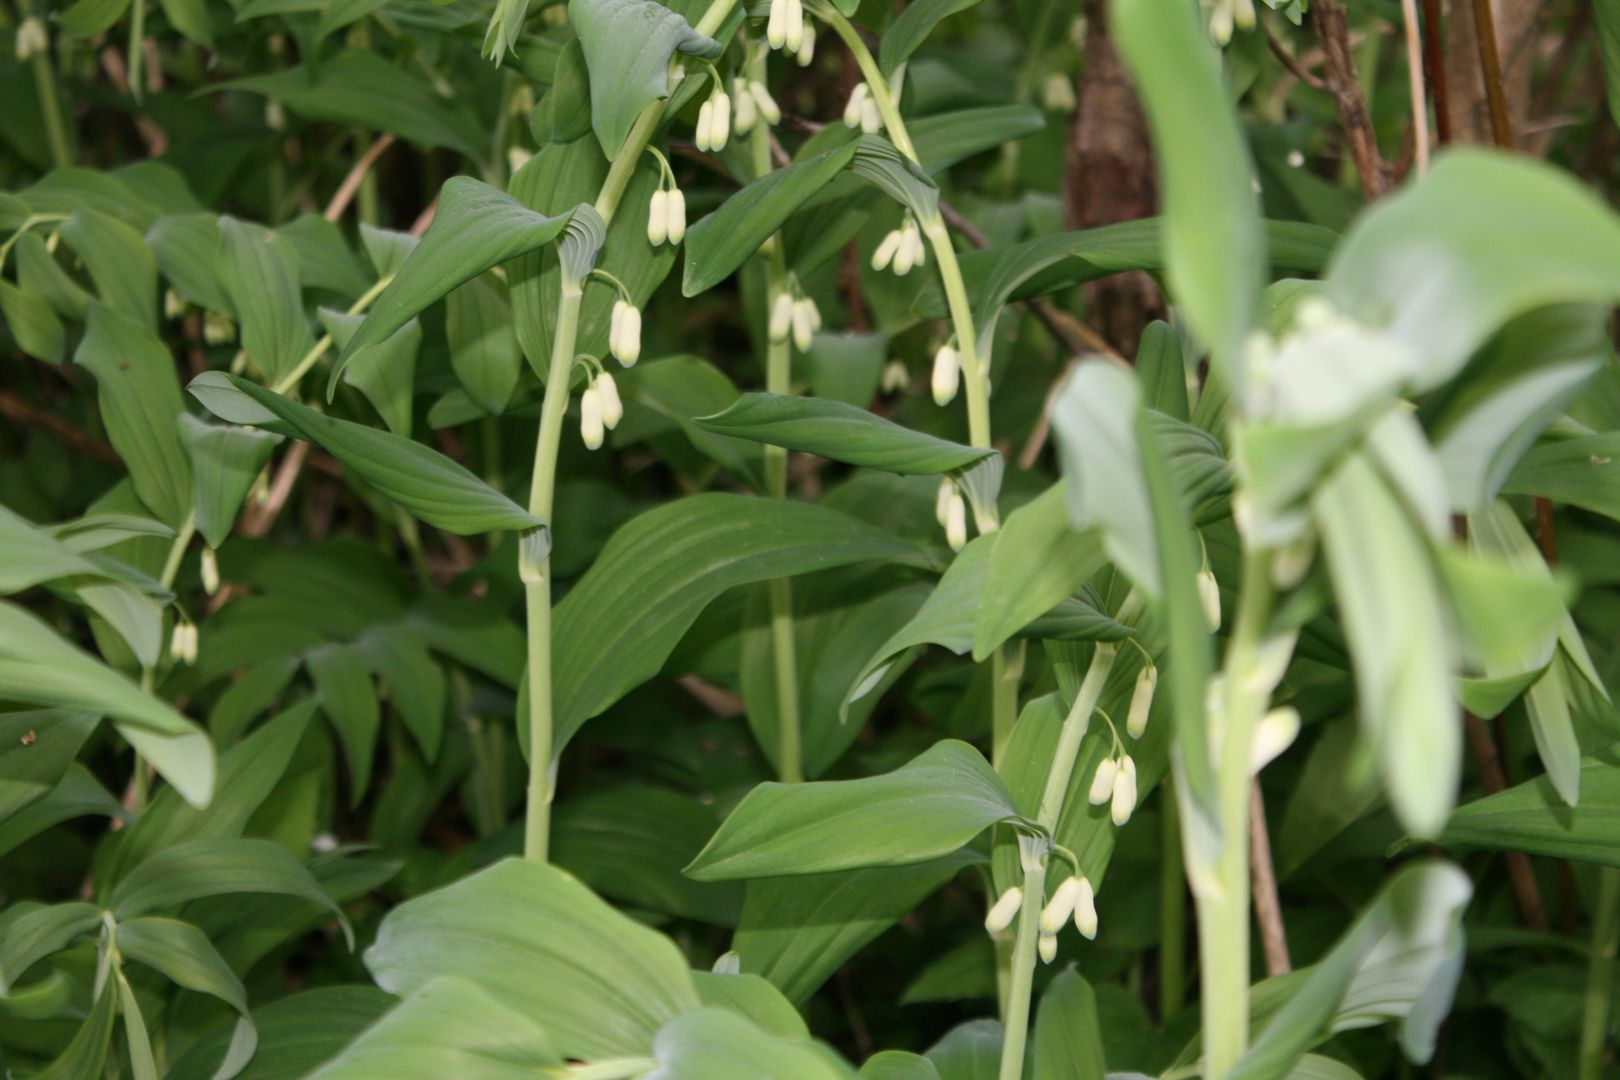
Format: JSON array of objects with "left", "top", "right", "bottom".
[{"left": 5, "top": 0, "right": 1620, "bottom": 1075}]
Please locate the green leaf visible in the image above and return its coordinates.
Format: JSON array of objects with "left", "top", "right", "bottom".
[
  {"left": 0, "top": 902, "right": 100, "bottom": 993},
  {"left": 692, "top": 971, "right": 809, "bottom": 1038},
  {"left": 365, "top": 858, "right": 700, "bottom": 1060},
  {"left": 179, "top": 414, "right": 282, "bottom": 550},
  {"left": 218, "top": 216, "right": 316, "bottom": 385},
  {"left": 0, "top": 710, "right": 97, "bottom": 823},
  {"left": 166, "top": 986, "right": 393, "bottom": 1080},
  {"left": 32, "top": 976, "right": 118, "bottom": 1080},
  {"left": 446, "top": 275, "right": 521, "bottom": 415},
  {"left": 682, "top": 141, "right": 861, "bottom": 296},
  {"left": 189, "top": 372, "right": 541, "bottom": 535},
  {"left": 1600, "top": 0, "right": 1620, "bottom": 133},
  {"left": 0, "top": 278, "right": 66, "bottom": 363},
  {"left": 1327, "top": 150, "right": 1620, "bottom": 390},
  {"left": 686, "top": 740, "right": 1017, "bottom": 880},
  {"left": 0, "top": 503, "right": 114, "bottom": 593},
  {"left": 550, "top": 494, "right": 930, "bottom": 755},
  {"left": 109, "top": 837, "right": 350, "bottom": 943},
  {"left": 59, "top": 209, "right": 158, "bottom": 330},
  {"left": 307, "top": 644, "right": 380, "bottom": 803},
  {"left": 735, "top": 855, "right": 975, "bottom": 1004},
  {"left": 1228, "top": 862, "right": 1471, "bottom": 1077},
  {"left": 308, "top": 977, "right": 561, "bottom": 1079},
  {"left": 863, "top": 1053, "right": 943, "bottom": 1080},
  {"left": 147, "top": 214, "right": 233, "bottom": 315},
  {"left": 568, "top": 0, "right": 722, "bottom": 158},
  {"left": 335, "top": 178, "right": 573, "bottom": 388},
  {"left": 973, "top": 484, "right": 1106, "bottom": 660},
  {"left": 220, "top": 51, "right": 486, "bottom": 160},
  {"left": 648, "top": 1007, "right": 857, "bottom": 1080},
  {"left": 1442, "top": 751, "right": 1620, "bottom": 867},
  {"left": 1111, "top": 0, "right": 1263, "bottom": 373},
  {"left": 0, "top": 600, "right": 213, "bottom": 808},
  {"left": 697, "top": 393, "right": 995, "bottom": 475},
  {"left": 620, "top": 354, "right": 762, "bottom": 486},
  {"left": 0, "top": 765, "right": 125, "bottom": 858},
  {"left": 322, "top": 307, "right": 422, "bottom": 437},
  {"left": 1032, "top": 968, "right": 1107, "bottom": 1080},
  {"left": 1502, "top": 432, "right": 1620, "bottom": 520},
  {"left": 115, "top": 916, "right": 254, "bottom": 1063},
  {"left": 879, "top": 0, "right": 981, "bottom": 75},
  {"left": 910, "top": 106, "right": 1045, "bottom": 175},
  {"left": 58, "top": 0, "right": 131, "bottom": 36},
  {"left": 74, "top": 303, "right": 195, "bottom": 529}
]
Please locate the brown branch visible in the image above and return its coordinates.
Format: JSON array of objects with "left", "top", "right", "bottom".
[
  {"left": 409, "top": 198, "right": 439, "bottom": 237},
  {"left": 1469, "top": 0, "right": 1517, "bottom": 149},
  {"left": 324, "top": 134, "right": 397, "bottom": 223},
  {"left": 1419, "top": 0, "right": 1453, "bottom": 144},
  {"left": 1464, "top": 711, "right": 1550, "bottom": 929},
  {"left": 1250, "top": 780, "right": 1292, "bottom": 977},
  {"left": 1311, "top": 0, "right": 1392, "bottom": 200},
  {"left": 1266, "top": 23, "right": 1329, "bottom": 92},
  {"left": 0, "top": 392, "right": 120, "bottom": 464}
]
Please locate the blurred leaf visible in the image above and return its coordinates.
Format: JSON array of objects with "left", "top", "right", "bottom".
[
  {"left": 1032, "top": 968, "right": 1107, "bottom": 1080},
  {"left": 59, "top": 209, "right": 158, "bottom": 330},
  {"left": 647, "top": 1007, "right": 857, "bottom": 1080},
  {"left": 569, "top": 0, "right": 722, "bottom": 157},
  {"left": 697, "top": 393, "right": 994, "bottom": 474},
  {"left": 1442, "top": 751, "right": 1620, "bottom": 867},
  {"left": 179, "top": 415, "right": 282, "bottom": 550},
  {"left": 0, "top": 902, "right": 100, "bottom": 993},
  {"left": 974, "top": 484, "right": 1106, "bottom": 661},
  {"left": 218, "top": 217, "right": 316, "bottom": 386},
  {"left": 446, "top": 275, "right": 521, "bottom": 415},
  {"left": 167, "top": 985, "right": 393, "bottom": 1080},
  {"left": 0, "top": 278, "right": 66, "bottom": 363},
  {"left": 1503, "top": 432, "right": 1620, "bottom": 519}
]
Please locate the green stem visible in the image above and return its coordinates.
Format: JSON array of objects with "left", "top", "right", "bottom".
[
  {"left": 998, "top": 855, "right": 1046, "bottom": 1080},
  {"left": 22, "top": 2, "right": 73, "bottom": 169},
  {"left": 128, "top": 0, "right": 146, "bottom": 102},
  {"left": 1580, "top": 867, "right": 1620, "bottom": 1079},
  {"left": 1197, "top": 549, "right": 1276, "bottom": 1078},
  {"left": 270, "top": 273, "right": 395, "bottom": 395},
  {"left": 1159, "top": 784, "right": 1187, "bottom": 1022}
]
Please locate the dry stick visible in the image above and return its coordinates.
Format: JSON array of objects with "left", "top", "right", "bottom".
[
  {"left": 1463, "top": 710, "right": 1551, "bottom": 928},
  {"left": 1311, "top": 0, "right": 1391, "bottom": 199},
  {"left": 324, "top": 134, "right": 398, "bottom": 223},
  {"left": 0, "top": 391, "right": 120, "bottom": 464},
  {"left": 409, "top": 197, "right": 439, "bottom": 237},
  {"left": 1419, "top": 0, "right": 1453, "bottom": 143},
  {"left": 1469, "top": 0, "right": 1517, "bottom": 149},
  {"left": 1398, "top": 0, "right": 1432, "bottom": 172},
  {"left": 1249, "top": 779, "right": 1292, "bottom": 977},
  {"left": 1265, "top": 23, "right": 1329, "bottom": 92}
]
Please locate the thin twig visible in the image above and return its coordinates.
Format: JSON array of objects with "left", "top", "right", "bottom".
[
  {"left": 1266, "top": 23, "right": 1329, "bottom": 92},
  {"left": 1250, "top": 779, "right": 1292, "bottom": 977},
  {"left": 0, "top": 392, "right": 120, "bottom": 463},
  {"left": 1398, "top": 0, "right": 1431, "bottom": 173},
  {"left": 1469, "top": 0, "right": 1517, "bottom": 149},
  {"left": 410, "top": 198, "right": 439, "bottom": 237},
  {"left": 324, "top": 134, "right": 397, "bottom": 223},
  {"left": 1463, "top": 711, "right": 1549, "bottom": 929},
  {"left": 1311, "top": 0, "right": 1391, "bottom": 200},
  {"left": 1419, "top": 0, "right": 1453, "bottom": 143}
]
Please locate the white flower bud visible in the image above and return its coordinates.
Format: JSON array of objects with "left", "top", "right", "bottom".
[
  {"left": 892, "top": 226, "right": 917, "bottom": 276},
  {"left": 203, "top": 311, "right": 236, "bottom": 346},
  {"left": 610, "top": 300, "right": 641, "bottom": 365},
  {"left": 860, "top": 97, "right": 882, "bottom": 134},
  {"left": 843, "top": 83, "right": 868, "bottom": 128},
  {"left": 935, "top": 476, "right": 954, "bottom": 527},
  {"left": 1251, "top": 706, "right": 1301, "bottom": 773},
  {"left": 1041, "top": 73, "right": 1077, "bottom": 113},
  {"left": 1127, "top": 664, "right": 1157, "bottom": 739},
  {"left": 795, "top": 21, "right": 815, "bottom": 65},
  {"left": 1073, "top": 876, "right": 1098, "bottom": 940},
  {"left": 783, "top": 0, "right": 804, "bottom": 52},
  {"left": 201, "top": 547, "right": 220, "bottom": 595},
  {"left": 881, "top": 359, "right": 909, "bottom": 394},
  {"left": 507, "top": 146, "right": 533, "bottom": 174},
  {"left": 170, "top": 623, "right": 197, "bottom": 665},
  {"left": 945, "top": 491, "right": 968, "bottom": 552},
  {"left": 870, "top": 229, "right": 902, "bottom": 271},
  {"left": 908, "top": 222, "right": 928, "bottom": 268},
  {"left": 164, "top": 289, "right": 187, "bottom": 321},
  {"left": 648, "top": 189, "right": 669, "bottom": 246},
  {"left": 695, "top": 99, "right": 714, "bottom": 151},
  {"left": 1087, "top": 756, "right": 1117, "bottom": 806},
  {"left": 595, "top": 371, "right": 623, "bottom": 430},
  {"left": 791, "top": 298, "right": 816, "bottom": 352},
  {"left": 15, "top": 17, "right": 47, "bottom": 62},
  {"left": 767, "top": 0, "right": 787, "bottom": 49},
  {"left": 1038, "top": 932, "right": 1058, "bottom": 964},
  {"left": 580, "top": 387, "right": 605, "bottom": 450},
  {"left": 265, "top": 99, "right": 286, "bottom": 132},
  {"left": 750, "top": 81, "right": 781, "bottom": 125},
  {"left": 931, "top": 344, "right": 960, "bottom": 406},
  {"left": 769, "top": 292, "right": 794, "bottom": 343},
  {"left": 1197, "top": 569, "right": 1222, "bottom": 631},
  {"left": 1040, "top": 876, "right": 1082, "bottom": 934},
  {"left": 710, "top": 91, "right": 731, "bottom": 149},
  {"left": 665, "top": 187, "right": 686, "bottom": 244},
  {"left": 1110, "top": 755, "right": 1137, "bottom": 826},
  {"left": 733, "top": 81, "right": 758, "bottom": 134},
  {"left": 985, "top": 886, "right": 1023, "bottom": 933}
]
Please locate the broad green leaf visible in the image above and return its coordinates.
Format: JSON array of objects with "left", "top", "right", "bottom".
[
  {"left": 116, "top": 971, "right": 159, "bottom": 1080},
  {"left": 147, "top": 213, "right": 233, "bottom": 315},
  {"left": 220, "top": 51, "right": 485, "bottom": 160},
  {"left": 0, "top": 503, "right": 113, "bottom": 593},
  {"left": 0, "top": 902, "right": 100, "bottom": 993},
  {"left": 1032, "top": 968, "right": 1107, "bottom": 1080},
  {"left": 691, "top": 971, "right": 808, "bottom": 1038},
  {"left": 550, "top": 494, "right": 930, "bottom": 755},
  {"left": 32, "top": 976, "right": 117, "bottom": 1080},
  {"left": 15, "top": 230, "right": 93, "bottom": 319},
  {"left": 365, "top": 858, "right": 700, "bottom": 1060},
  {"left": 910, "top": 106, "right": 1045, "bottom": 175},
  {"left": 59, "top": 209, "right": 158, "bottom": 330},
  {"left": 697, "top": 393, "right": 994, "bottom": 475},
  {"left": 620, "top": 354, "right": 762, "bottom": 486},
  {"left": 218, "top": 217, "right": 316, "bottom": 385},
  {"left": 863, "top": 1053, "right": 943, "bottom": 1080},
  {"left": 0, "top": 764, "right": 125, "bottom": 858},
  {"left": 308, "top": 977, "right": 561, "bottom": 1079},
  {"left": 1601, "top": 0, "right": 1620, "bottom": 132},
  {"left": 335, "top": 178, "right": 573, "bottom": 386},
  {"left": 879, "top": 0, "right": 981, "bottom": 75},
  {"left": 74, "top": 304, "right": 195, "bottom": 529},
  {"left": 1111, "top": 0, "right": 1263, "bottom": 374},
  {"left": 356, "top": 623, "right": 446, "bottom": 759},
  {"left": 1502, "top": 432, "right": 1620, "bottom": 520},
  {"left": 568, "top": 0, "right": 722, "bottom": 158},
  {"left": 973, "top": 484, "right": 1106, "bottom": 660},
  {"left": 1327, "top": 150, "right": 1620, "bottom": 391},
  {"left": 1228, "top": 862, "right": 1471, "bottom": 1077},
  {"left": 1052, "top": 361, "right": 1157, "bottom": 591},
  {"left": 0, "top": 601, "right": 213, "bottom": 808},
  {"left": 686, "top": 740, "right": 1017, "bottom": 880},
  {"left": 682, "top": 141, "right": 861, "bottom": 296},
  {"left": 0, "top": 278, "right": 65, "bottom": 362},
  {"left": 1313, "top": 453, "right": 1458, "bottom": 838},
  {"left": 446, "top": 274, "right": 521, "bottom": 415},
  {"left": 735, "top": 854, "right": 976, "bottom": 1004},
  {"left": 0, "top": 710, "right": 97, "bottom": 822},
  {"left": 926, "top": 1020, "right": 1003, "bottom": 1080},
  {"left": 109, "top": 837, "right": 349, "bottom": 941},
  {"left": 648, "top": 1007, "right": 857, "bottom": 1080},
  {"left": 1442, "top": 751, "right": 1620, "bottom": 867},
  {"left": 307, "top": 644, "right": 380, "bottom": 803},
  {"left": 116, "top": 917, "right": 254, "bottom": 1061},
  {"left": 58, "top": 0, "right": 131, "bottom": 36},
  {"left": 321, "top": 307, "right": 422, "bottom": 437},
  {"left": 278, "top": 213, "right": 374, "bottom": 299},
  {"left": 179, "top": 414, "right": 282, "bottom": 549},
  {"left": 189, "top": 372, "right": 541, "bottom": 535},
  {"left": 166, "top": 985, "right": 393, "bottom": 1080}
]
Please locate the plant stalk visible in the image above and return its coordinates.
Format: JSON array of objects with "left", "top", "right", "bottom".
[
  {"left": 1580, "top": 867, "right": 1620, "bottom": 1079},
  {"left": 22, "top": 0, "right": 74, "bottom": 170},
  {"left": 1159, "top": 784, "right": 1186, "bottom": 1021},
  {"left": 998, "top": 856, "right": 1046, "bottom": 1080}
]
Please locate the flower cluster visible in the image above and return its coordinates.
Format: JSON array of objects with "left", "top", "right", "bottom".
[
  {"left": 842, "top": 83, "right": 883, "bottom": 134},
  {"left": 732, "top": 78, "right": 782, "bottom": 135},
  {"left": 768, "top": 286, "right": 821, "bottom": 353},
  {"left": 934, "top": 476, "right": 969, "bottom": 552},
  {"left": 871, "top": 215, "right": 926, "bottom": 276}
]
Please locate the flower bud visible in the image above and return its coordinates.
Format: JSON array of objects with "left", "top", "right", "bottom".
[
  {"left": 795, "top": 21, "right": 815, "bottom": 65},
  {"left": 169, "top": 623, "right": 197, "bottom": 665},
  {"left": 767, "top": 0, "right": 787, "bottom": 49},
  {"left": 201, "top": 547, "right": 220, "bottom": 595},
  {"left": 892, "top": 227, "right": 917, "bottom": 276},
  {"left": 610, "top": 300, "right": 641, "bottom": 365},
  {"left": 931, "top": 344, "right": 960, "bottom": 406},
  {"left": 665, "top": 187, "right": 687, "bottom": 244},
  {"left": 1040, "top": 876, "right": 1082, "bottom": 934},
  {"left": 945, "top": 491, "right": 968, "bottom": 552},
  {"left": 881, "top": 359, "right": 909, "bottom": 394},
  {"left": 733, "top": 81, "right": 758, "bottom": 134},
  {"left": 1038, "top": 932, "right": 1058, "bottom": 964},
  {"left": 648, "top": 189, "right": 669, "bottom": 246},
  {"left": 984, "top": 886, "right": 1023, "bottom": 933},
  {"left": 695, "top": 99, "right": 714, "bottom": 151},
  {"left": 908, "top": 221, "right": 927, "bottom": 268},
  {"left": 1126, "top": 664, "right": 1157, "bottom": 739},
  {"left": 1251, "top": 706, "right": 1300, "bottom": 773},
  {"left": 595, "top": 372, "right": 623, "bottom": 430},
  {"left": 750, "top": 81, "right": 782, "bottom": 125},
  {"left": 843, "top": 83, "right": 868, "bottom": 128},
  {"left": 870, "top": 229, "right": 902, "bottom": 271},
  {"left": 1073, "top": 876, "right": 1098, "bottom": 940},
  {"left": 769, "top": 292, "right": 794, "bottom": 343},
  {"left": 935, "top": 476, "right": 954, "bottom": 527},
  {"left": 580, "top": 387, "right": 605, "bottom": 450},
  {"left": 1196, "top": 569, "right": 1221, "bottom": 631},
  {"left": 783, "top": 0, "right": 804, "bottom": 52},
  {"left": 164, "top": 288, "right": 187, "bottom": 321},
  {"left": 203, "top": 311, "right": 236, "bottom": 346},
  {"left": 860, "top": 97, "right": 883, "bottom": 134},
  {"left": 791, "top": 298, "right": 816, "bottom": 352},
  {"left": 15, "top": 16, "right": 47, "bottom": 62},
  {"left": 1041, "top": 73, "right": 1077, "bottom": 113},
  {"left": 1087, "top": 756, "right": 1117, "bottom": 806},
  {"left": 1110, "top": 755, "right": 1137, "bottom": 826},
  {"left": 710, "top": 91, "right": 731, "bottom": 150}
]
